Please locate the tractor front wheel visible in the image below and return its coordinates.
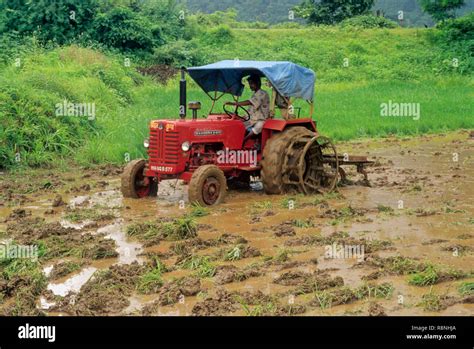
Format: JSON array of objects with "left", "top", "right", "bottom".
[
  {"left": 121, "top": 159, "right": 157, "bottom": 198},
  {"left": 188, "top": 165, "right": 227, "bottom": 206}
]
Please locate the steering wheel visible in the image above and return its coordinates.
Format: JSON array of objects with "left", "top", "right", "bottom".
[{"left": 223, "top": 103, "right": 251, "bottom": 122}]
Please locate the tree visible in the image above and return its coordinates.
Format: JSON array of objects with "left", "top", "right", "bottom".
[
  {"left": 0, "top": 0, "right": 190, "bottom": 53},
  {"left": 418, "top": 0, "right": 465, "bottom": 22},
  {"left": 92, "top": 7, "right": 155, "bottom": 51},
  {"left": 295, "top": 0, "right": 375, "bottom": 25},
  {"left": 0, "top": 0, "right": 99, "bottom": 43}
]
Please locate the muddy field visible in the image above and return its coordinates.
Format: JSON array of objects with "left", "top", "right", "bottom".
[{"left": 0, "top": 131, "right": 473, "bottom": 316}]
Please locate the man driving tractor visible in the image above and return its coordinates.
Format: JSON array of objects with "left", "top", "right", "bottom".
[{"left": 224, "top": 74, "right": 270, "bottom": 144}]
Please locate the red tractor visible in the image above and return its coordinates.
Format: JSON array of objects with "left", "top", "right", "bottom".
[{"left": 121, "top": 60, "right": 371, "bottom": 205}]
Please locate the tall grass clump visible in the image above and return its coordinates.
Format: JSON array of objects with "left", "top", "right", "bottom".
[{"left": 0, "top": 45, "right": 159, "bottom": 169}]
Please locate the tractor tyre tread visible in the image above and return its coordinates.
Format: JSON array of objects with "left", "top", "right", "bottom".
[
  {"left": 261, "top": 126, "right": 315, "bottom": 194},
  {"left": 188, "top": 165, "right": 227, "bottom": 206},
  {"left": 121, "top": 159, "right": 147, "bottom": 198}
]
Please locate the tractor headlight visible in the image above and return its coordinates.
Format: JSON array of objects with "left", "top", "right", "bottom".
[
  {"left": 181, "top": 141, "right": 191, "bottom": 152},
  {"left": 143, "top": 139, "right": 149, "bottom": 148}
]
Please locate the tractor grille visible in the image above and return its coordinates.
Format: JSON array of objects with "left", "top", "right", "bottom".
[{"left": 149, "top": 128, "right": 179, "bottom": 165}]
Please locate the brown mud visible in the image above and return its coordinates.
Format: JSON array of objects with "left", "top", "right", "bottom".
[{"left": 0, "top": 131, "right": 473, "bottom": 316}]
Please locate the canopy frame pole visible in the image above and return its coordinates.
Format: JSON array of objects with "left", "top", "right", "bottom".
[
  {"left": 270, "top": 86, "right": 276, "bottom": 119},
  {"left": 209, "top": 91, "right": 217, "bottom": 114},
  {"left": 208, "top": 90, "right": 227, "bottom": 114},
  {"left": 278, "top": 95, "right": 291, "bottom": 120},
  {"left": 288, "top": 97, "right": 294, "bottom": 119}
]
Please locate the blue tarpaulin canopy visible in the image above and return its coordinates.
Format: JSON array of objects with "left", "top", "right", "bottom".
[{"left": 187, "top": 60, "right": 315, "bottom": 101}]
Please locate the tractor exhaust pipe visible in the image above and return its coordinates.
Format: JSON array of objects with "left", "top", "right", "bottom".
[{"left": 179, "top": 67, "right": 186, "bottom": 120}]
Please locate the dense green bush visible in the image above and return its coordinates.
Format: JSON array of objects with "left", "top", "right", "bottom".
[
  {"left": 185, "top": 0, "right": 301, "bottom": 24},
  {"left": 295, "top": 0, "right": 375, "bottom": 25},
  {"left": 437, "top": 11, "right": 474, "bottom": 41},
  {"left": 138, "top": 0, "right": 195, "bottom": 42},
  {"left": 153, "top": 40, "right": 206, "bottom": 67},
  {"left": 340, "top": 15, "right": 398, "bottom": 28},
  {"left": 0, "top": 33, "right": 40, "bottom": 66},
  {"left": 92, "top": 7, "right": 155, "bottom": 52},
  {"left": 0, "top": 0, "right": 193, "bottom": 55},
  {"left": 271, "top": 22, "right": 305, "bottom": 29},
  {"left": 185, "top": 0, "right": 474, "bottom": 27},
  {"left": 193, "top": 26, "right": 473, "bottom": 81},
  {"left": 0, "top": 83, "right": 97, "bottom": 167},
  {"left": 429, "top": 12, "right": 474, "bottom": 74},
  {"left": 189, "top": 10, "right": 272, "bottom": 29},
  {"left": 0, "top": 0, "right": 99, "bottom": 44},
  {"left": 191, "top": 9, "right": 240, "bottom": 27},
  {"left": 419, "top": 0, "right": 466, "bottom": 22},
  {"left": 206, "top": 25, "right": 235, "bottom": 44},
  {"left": 0, "top": 46, "right": 151, "bottom": 168}
]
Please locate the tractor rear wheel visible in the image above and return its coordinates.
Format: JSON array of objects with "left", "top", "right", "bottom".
[
  {"left": 188, "top": 165, "right": 227, "bottom": 206},
  {"left": 261, "top": 127, "right": 339, "bottom": 195},
  {"left": 261, "top": 127, "right": 308, "bottom": 194},
  {"left": 121, "top": 159, "right": 157, "bottom": 198}
]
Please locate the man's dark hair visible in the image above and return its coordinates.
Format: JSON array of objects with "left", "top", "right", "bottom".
[{"left": 247, "top": 74, "right": 261, "bottom": 88}]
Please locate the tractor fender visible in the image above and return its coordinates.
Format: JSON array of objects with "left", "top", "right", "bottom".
[
  {"left": 262, "top": 118, "right": 317, "bottom": 132},
  {"left": 261, "top": 118, "right": 318, "bottom": 150},
  {"left": 262, "top": 119, "right": 287, "bottom": 131}
]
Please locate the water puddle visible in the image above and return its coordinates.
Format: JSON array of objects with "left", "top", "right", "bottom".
[
  {"left": 39, "top": 296, "right": 56, "bottom": 310},
  {"left": 59, "top": 219, "right": 93, "bottom": 229},
  {"left": 157, "top": 179, "right": 188, "bottom": 203},
  {"left": 47, "top": 267, "right": 97, "bottom": 297},
  {"left": 68, "top": 195, "right": 90, "bottom": 207},
  {"left": 98, "top": 220, "right": 144, "bottom": 264}
]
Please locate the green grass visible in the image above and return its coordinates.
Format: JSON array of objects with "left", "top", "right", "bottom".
[
  {"left": 354, "top": 282, "right": 394, "bottom": 299},
  {"left": 224, "top": 245, "right": 244, "bottom": 261},
  {"left": 240, "top": 302, "right": 277, "bottom": 316},
  {"left": 312, "top": 282, "right": 394, "bottom": 310},
  {"left": 49, "top": 261, "right": 83, "bottom": 279},
  {"left": 162, "top": 216, "right": 198, "bottom": 240},
  {"left": 137, "top": 261, "right": 166, "bottom": 294},
  {"left": 0, "top": 258, "right": 47, "bottom": 314},
  {"left": 178, "top": 255, "right": 216, "bottom": 278},
  {"left": 313, "top": 78, "right": 473, "bottom": 141},
  {"left": 330, "top": 206, "right": 360, "bottom": 225},
  {"left": 189, "top": 203, "right": 210, "bottom": 217},
  {"left": 408, "top": 265, "right": 469, "bottom": 286},
  {"left": 251, "top": 200, "right": 273, "bottom": 211},
  {"left": 292, "top": 219, "right": 314, "bottom": 228},
  {"left": 281, "top": 196, "right": 300, "bottom": 209},
  {"left": 197, "top": 27, "right": 472, "bottom": 81},
  {"left": 458, "top": 281, "right": 474, "bottom": 296},
  {"left": 313, "top": 290, "right": 333, "bottom": 310},
  {"left": 126, "top": 221, "right": 162, "bottom": 241},
  {"left": 263, "top": 248, "right": 290, "bottom": 263},
  {"left": 408, "top": 265, "right": 440, "bottom": 286},
  {"left": 377, "top": 204, "right": 395, "bottom": 213},
  {"left": 64, "top": 207, "right": 116, "bottom": 222},
  {"left": 126, "top": 215, "right": 197, "bottom": 243},
  {"left": 418, "top": 290, "right": 444, "bottom": 312}
]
